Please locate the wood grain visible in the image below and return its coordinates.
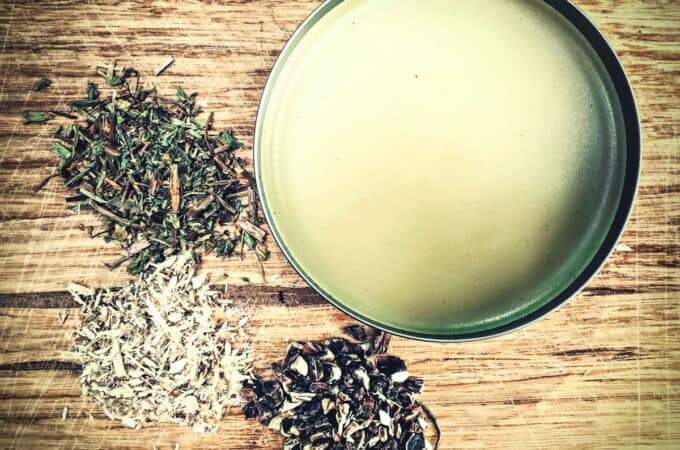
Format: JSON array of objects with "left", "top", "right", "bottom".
[{"left": 0, "top": 0, "right": 679, "bottom": 449}]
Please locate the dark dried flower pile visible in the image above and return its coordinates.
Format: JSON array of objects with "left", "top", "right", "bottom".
[{"left": 243, "top": 326, "right": 439, "bottom": 450}]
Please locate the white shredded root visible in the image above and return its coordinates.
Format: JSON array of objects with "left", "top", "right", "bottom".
[{"left": 69, "top": 253, "right": 252, "bottom": 433}]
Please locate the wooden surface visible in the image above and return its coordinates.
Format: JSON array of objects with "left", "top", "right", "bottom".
[{"left": 0, "top": 0, "right": 679, "bottom": 448}]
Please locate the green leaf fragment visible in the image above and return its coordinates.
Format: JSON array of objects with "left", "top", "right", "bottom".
[
  {"left": 87, "top": 81, "right": 99, "bottom": 100},
  {"left": 188, "top": 128, "right": 203, "bottom": 140},
  {"left": 243, "top": 232, "right": 256, "bottom": 249},
  {"left": 218, "top": 129, "right": 243, "bottom": 149},
  {"left": 112, "top": 224, "right": 128, "bottom": 242},
  {"left": 177, "top": 86, "right": 187, "bottom": 102},
  {"left": 24, "top": 111, "right": 52, "bottom": 123},
  {"left": 127, "top": 249, "right": 150, "bottom": 275},
  {"left": 52, "top": 142, "right": 71, "bottom": 159},
  {"left": 167, "top": 213, "right": 180, "bottom": 230},
  {"left": 107, "top": 76, "right": 123, "bottom": 86},
  {"left": 32, "top": 78, "right": 52, "bottom": 91},
  {"left": 70, "top": 99, "right": 100, "bottom": 109},
  {"left": 79, "top": 187, "right": 108, "bottom": 204},
  {"left": 215, "top": 238, "right": 235, "bottom": 257}
]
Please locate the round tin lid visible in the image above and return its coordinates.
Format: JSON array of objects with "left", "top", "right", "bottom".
[{"left": 255, "top": 0, "right": 640, "bottom": 341}]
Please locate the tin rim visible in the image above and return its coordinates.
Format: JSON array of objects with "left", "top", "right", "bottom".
[{"left": 253, "top": 0, "right": 641, "bottom": 342}]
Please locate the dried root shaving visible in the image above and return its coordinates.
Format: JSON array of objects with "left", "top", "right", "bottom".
[{"left": 70, "top": 253, "right": 251, "bottom": 432}]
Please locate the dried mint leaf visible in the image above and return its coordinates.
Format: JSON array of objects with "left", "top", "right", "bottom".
[{"left": 30, "top": 61, "right": 268, "bottom": 274}]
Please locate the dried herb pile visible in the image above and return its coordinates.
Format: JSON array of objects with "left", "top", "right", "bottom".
[
  {"left": 35, "top": 62, "right": 267, "bottom": 274},
  {"left": 69, "top": 253, "right": 252, "bottom": 432},
  {"left": 243, "top": 326, "right": 439, "bottom": 450},
  {"left": 26, "top": 63, "right": 443, "bottom": 448}
]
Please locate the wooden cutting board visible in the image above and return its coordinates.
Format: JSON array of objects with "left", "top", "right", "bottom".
[{"left": 0, "top": 1, "right": 678, "bottom": 448}]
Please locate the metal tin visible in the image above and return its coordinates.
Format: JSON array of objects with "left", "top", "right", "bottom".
[{"left": 253, "top": 0, "right": 641, "bottom": 342}]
